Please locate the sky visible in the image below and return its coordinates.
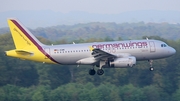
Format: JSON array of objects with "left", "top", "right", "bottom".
[
  {"left": 0, "top": 0, "right": 180, "bottom": 28},
  {"left": 1, "top": 0, "right": 180, "bottom": 14}
]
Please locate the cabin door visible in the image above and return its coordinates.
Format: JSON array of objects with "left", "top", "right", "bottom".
[{"left": 149, "top": 41, "right": 156, "bottom": 52}]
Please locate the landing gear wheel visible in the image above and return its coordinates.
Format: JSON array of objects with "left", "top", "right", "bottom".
[
  {"left": 149, "top": 67, "right": 154, "bottom": 71},
  {"left": 148, "top": 60, "right": 154, "bottom": 71},
  {"left": 89, "top": 69, "right": 96, "bottom": 75},
  {"left": 97, "top": 69, "right": 104, "bottom": 75}
]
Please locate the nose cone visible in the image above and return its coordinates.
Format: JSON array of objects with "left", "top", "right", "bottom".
[{"left": 169, "top": 47, "right": 176, "bottom": 56}]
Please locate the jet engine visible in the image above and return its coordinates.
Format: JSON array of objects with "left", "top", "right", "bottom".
[{"left": 108, "top": 56, "right": 136, "bottom": 68}]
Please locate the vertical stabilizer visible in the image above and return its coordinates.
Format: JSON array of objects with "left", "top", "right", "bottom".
[
  {"left": 8, "top": 18, "right": 44, "bottom": 49},
  {"left": 6, "top": 18, "right": 59, "bottom": 64}
]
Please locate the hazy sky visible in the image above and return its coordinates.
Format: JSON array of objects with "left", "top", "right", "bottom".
[{"left": 1, "top": 0, "right": 180, "bottom": 14}]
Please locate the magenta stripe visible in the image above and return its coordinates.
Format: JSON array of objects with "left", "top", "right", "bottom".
[{"left": 11, "top": 20, "right": 60, "bottom": 64}]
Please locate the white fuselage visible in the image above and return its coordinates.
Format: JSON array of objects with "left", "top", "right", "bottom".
[{"left": 42, "top": 39, "right": 176, "bottom": 65}]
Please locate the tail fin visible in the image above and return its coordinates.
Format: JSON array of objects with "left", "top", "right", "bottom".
[
  {"left": 5, "top": 18, "right": 58, "bottom": 64},
  {"left": 7, "top": 18, "right": 44, "bottom": 49}
]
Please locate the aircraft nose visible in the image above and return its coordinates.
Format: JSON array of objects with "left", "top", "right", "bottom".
[{"left": 169, "top": 47, "right": 176, "bottom": 55}]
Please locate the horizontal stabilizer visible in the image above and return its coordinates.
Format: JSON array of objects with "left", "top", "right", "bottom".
[{"left": 15, "top": 50, "right": 34, "bottom": 56}]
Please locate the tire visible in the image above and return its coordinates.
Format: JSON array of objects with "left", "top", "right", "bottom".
[
  {"left": 149, "top": 67, "right": 154, "bottom": 71},
  {"left": 89, "top": 69, "right": 96, "bottom": 75},
  {"left": 97, "top": 69, "right": 104, "bottom": 75}
]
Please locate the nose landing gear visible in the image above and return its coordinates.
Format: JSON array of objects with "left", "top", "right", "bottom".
[{"left": 149, "top": 60, "right": 154, "bottom": 71}]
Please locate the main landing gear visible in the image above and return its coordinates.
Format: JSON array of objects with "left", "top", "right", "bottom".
[
  {"left": 89, "top": 68, "right": 96, "bottom": 75},
  {"left": 89, "top": 61, "right": 105, "bottom": 76},
  {"left": 149, "top": 60, "right": 154, "bottom": 71},
  {"left": 89, "top": 68, "right": 104, "bottom": 75}
]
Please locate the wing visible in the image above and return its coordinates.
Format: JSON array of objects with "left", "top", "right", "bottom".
[
  {"left": 92, "top": 48, "right": 116, "bottom": 60},
  {"left": 92, "top": 48, "right": 132, "bottom": 61}
]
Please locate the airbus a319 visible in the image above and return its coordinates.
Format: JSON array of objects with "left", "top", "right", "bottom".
[{"left": 5, "top": 18, "right": 176, "bottom": 75}]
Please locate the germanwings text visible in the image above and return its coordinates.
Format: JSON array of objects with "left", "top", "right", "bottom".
[{"left": 92, "top": 41, "right": 148, "bottom": 49}]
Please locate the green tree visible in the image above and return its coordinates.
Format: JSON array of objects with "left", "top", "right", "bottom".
[
  {"left": 1, "top": 84, "right": 21, "bottom": 101},
  {"left": 31, "top": 85, "right": 51, "bottom": 101},
  {"left": 119, "top": 84, "right": 146, "bottom": 101},
  {"left": 172, "top": 88, "right": 180, "bottom": 101},
  {"left": 142, "top": 85, "right": 161, "bottom": 101}
]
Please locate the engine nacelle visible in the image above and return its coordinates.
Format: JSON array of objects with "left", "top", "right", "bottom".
[{"left": 109, "top": 56, "right": 136, "bottom": 68}]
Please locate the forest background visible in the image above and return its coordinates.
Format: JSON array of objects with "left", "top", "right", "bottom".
[{"left": 0, "top": 22, "right": 180, "bottom": 101}]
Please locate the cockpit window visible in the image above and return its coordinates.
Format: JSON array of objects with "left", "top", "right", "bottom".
[{"left": 161, "top": 44, "right": 167, "bottom": 47}]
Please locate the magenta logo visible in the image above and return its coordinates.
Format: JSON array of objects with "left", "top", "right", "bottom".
[{"left": 92, "top": 42, "right": 148, "bottom": 49}]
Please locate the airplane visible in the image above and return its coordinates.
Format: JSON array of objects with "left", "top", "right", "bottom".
[{"left": 5, "top": 18, "right": 176, "bottom": 75}]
